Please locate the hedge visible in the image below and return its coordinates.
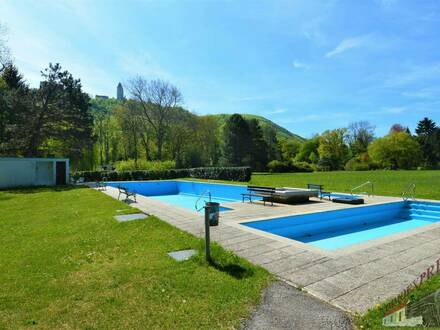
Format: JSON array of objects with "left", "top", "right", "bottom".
[{"left": 72, "top": 166, "right": 251, "bottom": 183}]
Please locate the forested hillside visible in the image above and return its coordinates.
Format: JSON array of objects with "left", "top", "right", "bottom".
[{"left": 206, "top": 114, "right": 304, "bottom": 143}]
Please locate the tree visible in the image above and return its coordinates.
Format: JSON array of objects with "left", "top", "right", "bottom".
[
  {"left": 196, "top": 116, "right": 220, "bottom": 166},
  {"left": 223, "top": 114, "right": 250, "bottom": 166},
  {"left": 389, "top": 123, "right": 407, "bottom": 134},
  {"left": 279, "top": 139, "right": 301, "bottom": 161},
  {"left": 317, "top": 129, "right": 349, "bottom": 170},
  {"left": 368, "top": 131, "right": 422, "bottom": 169},
  {"left": 0, "top": 64, "right": 30, "bottom": 155},
  {"left": 247, "top": 119, "right": 269, "bottom": 171},
  {"left": 128, "top": 77, "right": 182, "bottom": 160},
  {"left": 168, "top": 108, "right": 197, "bottom": 168},
  {"left": 0, "top": 23, "right": 11, "bottom": 71},
  {"left": 23, "top": 63, "right": 93, "bottom": 160},
  {"left": 415, "top": 117, "right": 439, "bottom": 167},
  {"left": 295, "top": 136, "right": 320, "bottom": 163},
  {"left": 347, "top": 121, "right": 375, "bottom": 155},
  {"left": 262, "top": 126, "right": 280, "bottom": 161}
]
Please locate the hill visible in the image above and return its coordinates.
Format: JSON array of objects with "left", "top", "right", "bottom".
[{"left": 206, "top": 113, "right": 305, "bottom": 143}]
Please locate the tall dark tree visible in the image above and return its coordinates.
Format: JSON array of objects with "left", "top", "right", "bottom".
[
  {"left": 262, "top": 126, "right": 280, "bottom": 161},
  {"left": 23, "top": 63, "right": 93, "bottom": 160},
  {"left": 223, "top": 114, "right": 251, "bottom": 166},
  {"left": 0, "top": 64, "right": 29, "bottom": 154},
  {"left": 415, "top": 117, "right": 439, "bottom": 167},
  {"left": 0, "top": 63, "right": 94, "bottom": 162},
  {"left": 247, "top": 119, "right": 268, "bottom": 171}
]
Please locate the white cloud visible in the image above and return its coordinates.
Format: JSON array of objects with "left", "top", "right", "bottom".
[
  {"left": 377, "top": 0, "right": 398, "bottom": 9},
  {"left": 325, "top": 34, "right": 371, "bottom": 58},
  {"left": 292, "top": 60, "right": 308, "bottom": 69},
  {"left": 268, "top": 108, "right": 287, "bottom": 114},
  {"left": 383, "top": 63, "right": 440, "bottom": 88},
  {"left": 385, "top": 106, "right": 406, "bottom": 114}
]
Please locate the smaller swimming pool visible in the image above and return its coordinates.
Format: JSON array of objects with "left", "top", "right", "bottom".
[
  {"left": 242, "top": 201, "right": 440, "bottom": 250},
  {"left": 107, "top": 180, "right": 249, "bottom": 212}
]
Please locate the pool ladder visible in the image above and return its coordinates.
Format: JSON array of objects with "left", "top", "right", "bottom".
[
  {"left": 402, "top": 183, "right": 416, "bottom": 201},
  {"left": 351, "top": 181, "right": 374, "bottom": 196},
  {"left": 195, "top": 190, "right": 212, "bottom": 211}
]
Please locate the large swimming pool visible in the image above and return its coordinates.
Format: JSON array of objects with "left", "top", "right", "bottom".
[
  {"left": 242, "top": 201, "right": 440, "bottom": 250},
  {"left": 107, "top": 180, "right": 249, "bottom": 212}
]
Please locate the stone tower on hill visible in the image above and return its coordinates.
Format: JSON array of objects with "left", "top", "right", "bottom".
[{"left": 117, "top": 82, "right": 124, "bottom": 100}]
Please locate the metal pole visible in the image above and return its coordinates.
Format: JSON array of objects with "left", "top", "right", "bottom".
[{"left": 204, "top": 204, "right": 211, "bottom": 262}]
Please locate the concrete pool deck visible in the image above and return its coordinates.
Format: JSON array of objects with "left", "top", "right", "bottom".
[{"left": 99, "top": 185, "right": 440, "bottom": 314}]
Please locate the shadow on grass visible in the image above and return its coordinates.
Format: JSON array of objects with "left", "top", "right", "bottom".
[
  {"left": 208, "top": 259, "right": 254, "bottom": 279},
  {"left": 195, "top": 243, "right": 256, "bottom": 279},
  {"left": 3, "top": 185, "right": 88, "bottom": 194}
]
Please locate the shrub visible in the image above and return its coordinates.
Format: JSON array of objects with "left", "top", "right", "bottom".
[
  {"left": 290, "top": 160, "right": 314, "bottom": 172},
  {"left": 189, "top": 167, "right": 251, "bottom": 182},
  {"left": 267, "top": 160, "right": 291, "bottom": 173},
  {"left": 114, "top": 159, "right": 176, "bottom": 171},
  {"left": 72, "top": 167, "right": 251, "bottom": 182}
]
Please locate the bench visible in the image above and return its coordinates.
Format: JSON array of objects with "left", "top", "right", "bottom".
[
  {"left": 242, "top": 185, "right": 276, "bottom": 206},
  {"left": 118, "top": 186, "right": 137, "bottom": 202},
  {"left": 307, "top": 184, "right": 331, "bottom": 200}
]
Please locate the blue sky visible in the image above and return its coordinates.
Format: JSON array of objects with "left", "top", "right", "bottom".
[{"left": 1, "top": 0, "right": 440, "bottom": 138}]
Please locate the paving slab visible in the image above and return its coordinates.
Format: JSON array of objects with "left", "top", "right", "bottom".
[
  {"left": 113, "top": 213, "right": 148, "bottom": 222},
  {"left": 167, "top": 249, "right": 197, "bottom": 261}
]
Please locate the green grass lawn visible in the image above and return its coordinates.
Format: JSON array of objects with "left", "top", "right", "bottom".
[
  {"left": 0, "top": 187, "right": 271, "bottom": 329},
  {"left": 248, "top": 170, "right": 440, "bottom": 200},
  {"left": 356, "top": 270, "right": 440, "bottom": 329}
]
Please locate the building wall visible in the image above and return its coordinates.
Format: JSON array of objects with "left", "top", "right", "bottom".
[{"left": 0, "top": 158, "right": 69, "bottom": 188}]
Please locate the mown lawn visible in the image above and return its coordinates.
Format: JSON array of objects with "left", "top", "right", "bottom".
[
  {"left": 0, "top": 187, "right": 271, "bottom": 329},
  {"left": 249, "top": 170, "right": 440, "bottom": 200}
]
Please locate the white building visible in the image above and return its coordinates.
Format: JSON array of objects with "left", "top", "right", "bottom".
[{"left": 0, "top": 158, "right": 69, "bottom": 189}]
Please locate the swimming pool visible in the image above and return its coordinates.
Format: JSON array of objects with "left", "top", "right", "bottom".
[
  {"left": 242, "top": 201, "right": 440, "bottom": 250},
  {"left": 107, "top": 180, "right": 249, "bottom": 212}
]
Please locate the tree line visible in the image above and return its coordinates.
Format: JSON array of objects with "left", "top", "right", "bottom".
[{"left": 1, "top": 59, "right": 439, "bottom": 172}]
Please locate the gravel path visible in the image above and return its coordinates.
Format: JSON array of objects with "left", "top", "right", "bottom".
[{"left": 243, "top": 281, "right": 353, "bottom": 330}]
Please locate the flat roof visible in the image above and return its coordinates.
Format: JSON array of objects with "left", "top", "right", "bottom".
[{"left": 0, "top": 157, "right": 69, "bottom": 161}]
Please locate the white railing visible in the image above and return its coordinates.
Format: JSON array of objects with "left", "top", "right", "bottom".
[
  {"left": 351, "top": 181, "right": 374, "bottom": 196},
  {"left": 402, "top": 183, "right": 416, "bottom": 201},
  {"left": 195, "top": 190, "right": 212, "bottom": 211}
]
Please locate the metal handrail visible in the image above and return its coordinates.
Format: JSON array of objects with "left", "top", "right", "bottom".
[
  {"left": 402, "top": 183, "right": 416, "bottom": 201},
  {"left": 351, "top": 181, "right": 374, "bottom": 196},
  {"left": 195, "top": 190, "right": 212, "bottom": 211}
]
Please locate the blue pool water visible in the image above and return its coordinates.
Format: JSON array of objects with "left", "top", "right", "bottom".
[
  {"left": 243, "top": 201, "right": 440, "bottom": 250},
  {"left": 107, "top": 180, "right": 249, "bottom": 212}
]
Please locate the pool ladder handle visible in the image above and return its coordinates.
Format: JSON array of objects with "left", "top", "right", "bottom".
[
  {"left": 402, "top": 183, "right": 416, "bottom": 201},
  {"left": 350, "top": 181, "right": 374, "bottom": 197},
  {"left": 195, "top": 190, "right": 212, "bottom": 211}
]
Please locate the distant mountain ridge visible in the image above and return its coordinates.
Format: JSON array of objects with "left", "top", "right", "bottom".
[{"left": 206, "top": 113, "right": 305, "bottom": 143}]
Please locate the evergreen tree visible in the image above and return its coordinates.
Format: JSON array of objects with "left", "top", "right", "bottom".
[
  {"left": 247, "top": 118, "right": 268, "bottom": 171},
  {"left": 223, "top": 114, "right": 250, "bottom": 166},
  {"left": 415, "top": 117, "right": 439, "bottom": 167}
]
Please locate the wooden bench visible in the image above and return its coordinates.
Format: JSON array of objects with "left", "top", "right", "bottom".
[
  {"left": 307, "top": 183, "right": 331, "bottom": 200},
  {"left": 117, "top": 186, "right": 137, "bottom": 202},
  {"left": 242, "top": 185, "right": 276, "bottom": 206}
]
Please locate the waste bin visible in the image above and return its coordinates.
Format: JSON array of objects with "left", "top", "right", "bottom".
[{"left": 205, "top": 202, "right": 220, "bottom": 226}]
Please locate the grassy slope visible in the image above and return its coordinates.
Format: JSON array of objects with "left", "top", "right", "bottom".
[
  {"left": 356, "top": 271, "right": 440, "bottom": 329},
  {"left": 206, "top": 113, "right": 305, "bottom": 143},
  {"left": 249, "top": 170, "right": 440, "bottom": 200},
  {"left": 0, "top": 187, "right": 271, "bottom": 329}
]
